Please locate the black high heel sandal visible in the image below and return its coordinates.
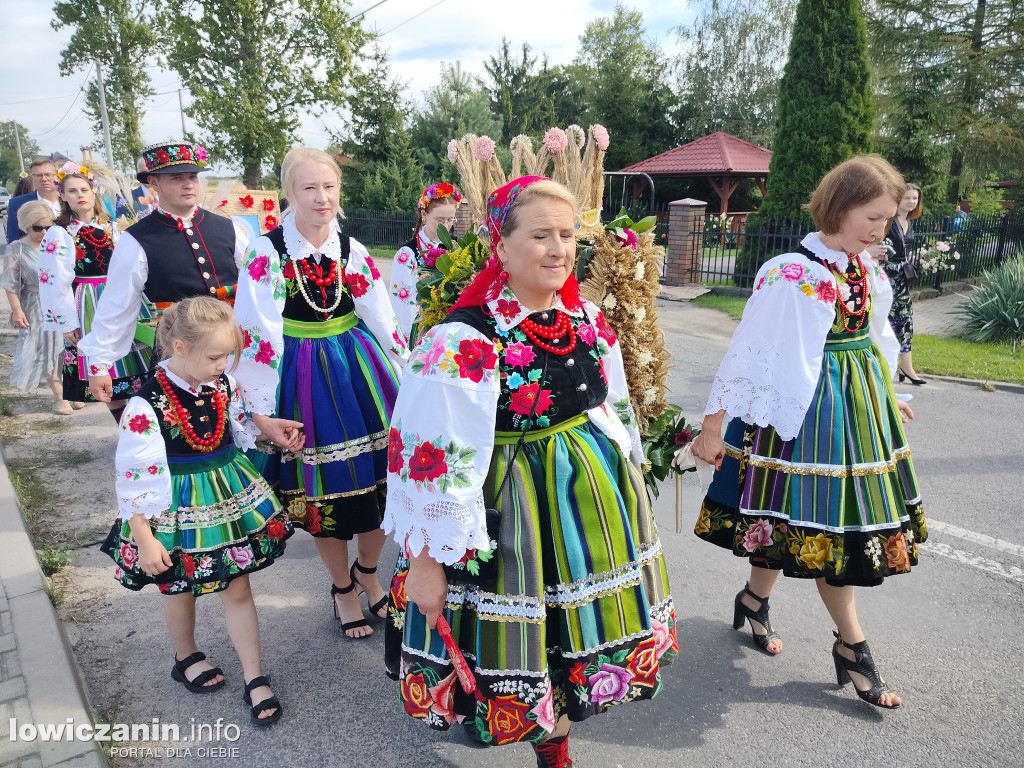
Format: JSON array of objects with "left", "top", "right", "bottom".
[
  {"left": 831, "top": 631, "right": 901, "bottom": 709},
  {"left": 898, "top": 368, "right": 927, "bottom": 385},
  {"left": 242, "top": 675, "right": 282, "bottom": 727},
  {"left": 331, "top": 582, "right": 371, "bottom": 637},
  {"left": 350, "top": 559, "right": 388, "bottom": 619},
  {"left": 732, "top": 583, "right": 782, "bottom": 655}
]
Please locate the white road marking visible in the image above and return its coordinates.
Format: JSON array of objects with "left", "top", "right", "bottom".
[
  {"left": 926, "top": 519, "right": 1024, "bottom": 560},
  {"left": 921, "top": 542, "right": 1024, "bottom": 584}
]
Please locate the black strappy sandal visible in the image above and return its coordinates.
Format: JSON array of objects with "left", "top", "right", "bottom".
[
  {"left": 732, "top": 583, "right": 782, "bottom": 655},
  {"left": 331, "top": 582, "right": 371, "bottom": 637},
  {"left": 350, "top": 559, "right": 388, "bottom": 619},
  {"left": 170, "top": 651, "right": 225, "bottom": 693},
  {"left": 242, "top": 675, "right": 282, "bottom": 727},
  {"left": 832, "top": 632, "right": 901, "bottom": 709}
]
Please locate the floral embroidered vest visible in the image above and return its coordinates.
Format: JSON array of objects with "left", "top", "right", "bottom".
[
  {"left": 134, "top": 374, "right": 233, "bottom": 458},
  {"left": 71, "top": 224, "right": 114, "bottom": 279},
  {"left": 795, "top": 245, "right": 871, "bottom": 337},
  {"left": 264, "top": 227, "right": 356, "bottom": 323}
]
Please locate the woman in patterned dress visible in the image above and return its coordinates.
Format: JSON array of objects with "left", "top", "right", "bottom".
[
  {"left": 2, "top": 201, "right": 66, "bottom": 411},
  {"left": 382, "top": 176, "right": 676, "bottom": 767},
  {"left": 692, "top": 155, "right": 927, "bottom": 710},
  {"left": 233, "top": 147, "right": 409, "bottom": 639}
]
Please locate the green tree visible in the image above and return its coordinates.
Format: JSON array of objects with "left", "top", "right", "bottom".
[
  {"left": 51, "top": 0, "right": 156, "bottom": 169},
  {"left": 358, "top": 130, "right": 426, "bottom": 211},
  {"left": 162, "top": 0, "right": 369, "bottom": 188},
  {"left": 760, "top": 0, "right": 875, "bottom": 218},
  {"left": 0, "top": 121, "right": 40, "bottom": 185},
  {"left": 409, "top": 62, "right": 502, "bottom": 183},
  {"left": 674, "top": 0, "right": 796, "bottom": 147},
  {"left": 534, "top": 62, "right": 588, "bottom": 130},
  {"left": 867, "top": 0, "right": 1024, "bottom": 206},
  {"left": 484, "top": 39, "right": 549, "bottom": 144},
  {"left": 572, "top": 4, "right": 678, "bottom": 170}
]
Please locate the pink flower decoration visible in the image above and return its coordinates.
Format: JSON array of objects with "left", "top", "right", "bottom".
[
  {"left": 227, "top": 546, "right": 253, "bottom": 569},
  {"left": 247, "top": 254, "right": 269, "bottom": 282},
  {"left": 577, "top": 323, "right": 597, "bottom": 346},
  {"left": 396, "top": 287, "right": 411, "bottom": 301},
  {"left": 779, "top": 263, "right": 805, "bottom": 282},
  {"left": 474, "top": 136, "right": 495, "bottom": 162},
  {"left": 651, "top": 618, "right": 674, "bottom": 657},
  {"left": 567, "top": 124, "right": 586, "bottom": 149},
  {"left": 953, "top": 252, "right": 961, "bottom": 259},
  {"left": 588, "top": 664, "right": 632, "bottom": 705},
  {"left": 194, "top": 146, "right": 208, "bottom": 162},
  {"left": 396, "top": 250, "right": 411, "bottom": 265},
  {"left": 503, "top": 341, "right": 536, "bottom": 368},
  {"left": 119, "top": 542, "right": 137, "bottom": 570},
  {"left": 935, "top": 241, "right": 951, "bottom": 253},
  {"left": 422, "top": 246, "right": 446, "bottom": 268},
  {"left": 617, "top": 228, "right": 638, "bottom": 249},
  {"left": 254, "top": 339, "right": 275, "bottom": 365},
  {"left": 742, "top": 519, "right": 774, "bottom": 552},
  {"left": 39, "top": 272, "right": 50, "bottom": 284},
  {"left": 510, "top": 134, "right": 532, "bottom": 152},
  {"left": 593, "top": 124, "right": 610, "bottom": 151},
  {"left": 531, "top": 684, "right": 556, "bottom": 733},
  {"left": 44, "top": 241, "right": 58, "bottom": 254},
  {"left": 543, "top": 127, "right": 569, "bottom": 154},
  {"left": 366, "top": 257, "right": 381, "bottom": 280},
  {"left": 446, "top": 139, "right": 459, "bottom": 164}
]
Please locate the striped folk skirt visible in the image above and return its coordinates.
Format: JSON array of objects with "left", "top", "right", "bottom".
[
  {"left": 255, "top": 314, "right": 400, "bottom": 539},
  {"left": 102, "top": 446, "right": 293, "bottom": 596},
  {"left": 386, "top": 414, "right": 677, "bottom": 745},
  {"left": 697, "top": 331, "right": 928, "bottom": 586},
  {"left": 64, "top": 276, "right": 153, "bottom": 401}
]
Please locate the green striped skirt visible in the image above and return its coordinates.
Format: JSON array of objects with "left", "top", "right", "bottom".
[
  {"left": 102, "top": 446, "right": 294, "bottom": 596},
  {"left": 386, "top": 414, "right": 677, "bottom": 744},
  {"left": 697, "top": 331, "right": 927, "bottom": 586}
]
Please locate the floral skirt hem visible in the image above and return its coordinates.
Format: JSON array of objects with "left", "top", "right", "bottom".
[{"left": 275, "top": 482, "right": 386, "bottom": 540}]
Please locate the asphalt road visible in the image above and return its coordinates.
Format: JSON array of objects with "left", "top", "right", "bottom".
[{"left": 62, "top": 296, "right": 1024, "bottom": 768}]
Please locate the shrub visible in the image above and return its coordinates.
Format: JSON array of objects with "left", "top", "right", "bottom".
[{"left": 958, "top": 256, "right": 1024, "bottom": 351}]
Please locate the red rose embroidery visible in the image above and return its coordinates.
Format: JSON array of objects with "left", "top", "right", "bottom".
[
  {"left": 495, "top": 298, "right": 521, "bottom": 321},
  {"left": 127, "top": 414, "right": 152, "bottom": 434},
  {"left": 263, "top": 198, "right": 276, "bottom": 212},
  {"left": 305, "top": 503, "right": 323, "bottom": 535},
  {"left": 387, "top": 427, "right": 404, "bottom": 473},
  {"left": 266, "top": 517, "right": 287, "bottom": 540},
  {"left": 508, "top": 383, "right": 553, "bottom": 416},
  {"left": 241, "top": 328, "right": 253, "bottom": 349},
  {"left": 240, "top": 195, "right": 254, "bottom": 208},
  {"left": 155, "top": 149, "right": 170, "bottom": 165},
  {"left": 454, "top": 338, "right": 497, "bottom": 383},
  {"left": 408, "top": 442, "right": 447, "bottom": 482},
  {"left": 346, "top": 273, "right": 370, "bottom": 298},
  {"left": 485, "top": 694, "right": 537, "bottom": 745},
  {"left": 815, "top": 280, "right": 837, "bottom": 304},
  {"left": 119, "top": 542, "right": 138, "bottom": 570},
  {"left": 181, "top": 553, "right": 196, "bottom": 579},
  {"left": 281, "top": 260, "right": 296, "bottom": 280},
  {"left": 401, "top": 672, "right": 432, "bottom": 718},
  {"left": 75, "top": 246, "right": 86, "bottom": 262},
  {"left": 569, "top": 662, "right": 587, "bottom": 686},
  {"left": 147, "top": 465, "right": 160, "bottom": 475},
  {"left": 178, "top": 147, "right": 192, "bottom": 161},
  {"left": 390, "top": 568, "right": 408, "bottom": 613},
  {"left": 595, "top": 312, "right": 617, "bottom": 345},
  {"left": 625, "top": 637, "right": 660, "bottom": 688}
]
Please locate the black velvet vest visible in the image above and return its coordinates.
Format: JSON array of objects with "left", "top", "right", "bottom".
[
  {"left": 128, "top": 209, "right": 238, "bottom": 303},
  {"left": 71, "top": 224, "right": 114, "bottom": 278},
  {"left": 135, "top": 372, "right": 233, "bottom": 459},
  {"left": 264, "top": 227, "right": 356, "bottom": 323}
]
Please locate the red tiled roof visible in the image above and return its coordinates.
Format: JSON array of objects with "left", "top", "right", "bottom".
[{"left": 619, "top": 132, "right": 771, "bottom": 176}]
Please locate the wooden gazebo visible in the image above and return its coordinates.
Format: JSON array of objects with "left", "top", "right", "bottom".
[{"left": 620, "top": 132, "right": 771, "bottom": 215}]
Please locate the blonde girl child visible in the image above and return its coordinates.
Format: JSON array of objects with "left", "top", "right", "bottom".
[{"left": 100, "top": 296, "right": 304, "bottom": 726}]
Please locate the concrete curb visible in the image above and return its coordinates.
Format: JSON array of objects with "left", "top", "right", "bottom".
[
  {"left": 914, "top": 372, "right": 1024, "bottom": 396},
  {"left": 0, "top": 443, "right": 108, "bottom": 768}
]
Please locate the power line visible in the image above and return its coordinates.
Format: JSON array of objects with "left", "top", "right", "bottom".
[
  {"left": 0, "top": 92, "right": 82, "bottom": 108},
  {"left": 35, "top": 70, "right": 93, "bottom": 140},
  {"left": 377, "top": 0, "right": 446, "bottom": 36}
]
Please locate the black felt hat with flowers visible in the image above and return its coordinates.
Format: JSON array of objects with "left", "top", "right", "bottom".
[{"left": 137, "top": 141, "right": 209, "bottom": 182}]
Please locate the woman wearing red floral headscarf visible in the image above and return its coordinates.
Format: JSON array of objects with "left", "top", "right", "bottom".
[
  {"left": 382, "top": 176, "right": 676, "bottom": 767},
  {"left": 389, "top": 182, "right": 462, "bottom": 343}
]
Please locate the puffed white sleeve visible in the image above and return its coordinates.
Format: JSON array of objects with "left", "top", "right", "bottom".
[
  {"left": 232, "top": 238, "right": 285, "bottom": 416},
  {"left": 705, "top": 255, "right": 837, "bottom": 441},
  {"left": 232, "top": 221, "right": 250, "bottom": 270},
  {"left": 863, "top": 252, "right": 900, "bottom": 378},
  {"left": 382, "top": 322, "right": 500, "bottom": 565},
  {"left": 389, "top": 245, "right": 419, "bottom": 341},
  {"left": 38, "top": 226, "right": 79, "bottom": 332},
  {"left": 225, "top": 372, "right": 260, "bottom": 451},
  {"left": 346, "top": 237, "right": 409, "bottom": 370},
  {"left": 114, "top": 398, "right": 171, "bottom": 521}
]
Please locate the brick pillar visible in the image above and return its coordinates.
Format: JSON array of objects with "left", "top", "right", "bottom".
[
  {"left": 456, "top": 200, "right": 476, "bottom": 240},
  {"left": 665, "top": 198, "right": 707, "bottom": 286}
]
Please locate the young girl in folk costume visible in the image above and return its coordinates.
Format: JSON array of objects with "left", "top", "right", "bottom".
[
  {"left": 692, "top": 155, "right": 927, "bottom": 710},
  {"left": 2, "top": 201, "right": 68, "bottom": 412},
  {"left": 233, "top": 147, "right": 408, "bottom": 639},
  {"left": 390, "top": 182, "right": 462, "bottom": 341},
  {"left": 101, "top": 297, "right": 302, "bottom": 726},
  {"left": 39, "top": 162, "right": 153, "bottom": 423},
  {"left": 383, "top": 177, "right": 676, "bottom": 767}
]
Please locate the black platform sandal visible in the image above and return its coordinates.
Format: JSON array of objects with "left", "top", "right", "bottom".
[
  {"left": 732, "top": 583, "right": 782, "bottom": 655},
  {"left": 350, "top": 559, "right": 388, "bottom": 619},
  {"left": 170, "top": 651, "right": 225, "bottom": 693},
  {"left": 242, "top": 675, "right": 282, "bottom": 727},
  {"left": 331, "top": 582, "right": 371, "bottom": 637},
  {"left": 832, "top": 632, "right": 901, "bottom": 709}
]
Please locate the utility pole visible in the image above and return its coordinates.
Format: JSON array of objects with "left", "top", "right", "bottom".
[
  {"left": 95, "top": 59, "right": 114, "bottom": 167},
  {"left": 178, "top": 89, "right": 188, "bottom": 138},
  {"left": 12, "top": 121, "right": 25, "bottom": 175}
]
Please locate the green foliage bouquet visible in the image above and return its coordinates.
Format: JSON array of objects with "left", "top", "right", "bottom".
[
  {"left": 414, "top": 224, "right": 490, "bottom": 340},
  {"left": 641, "top": 404, "right": 700, "bottom": 499}
]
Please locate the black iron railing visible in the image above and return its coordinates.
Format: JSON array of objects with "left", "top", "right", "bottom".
[{"left": 340, "top": 209, "right": 417, "bottom": 248}]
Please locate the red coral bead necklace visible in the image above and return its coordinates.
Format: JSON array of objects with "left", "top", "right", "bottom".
[
  {"left": 519, "top": 311, "right": 576, "bottom": 355},
  {"left": 155, "top": 368, "right": 227, "bottom": 453}
]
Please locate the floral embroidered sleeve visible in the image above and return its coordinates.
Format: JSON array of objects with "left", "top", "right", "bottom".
[
  {"left": 225, "top": 373, "right": 260, "bottom": 451},
  {"left": 38, "top": 225, "right": 79, "bottom": 331},
  {"left": 382, "top": 321, "right": 500, "bottom": 565},
  {"left": 114, "top": 397, "right": 171, "bottom": 521},
  {"left": 346, "top": 237, "right": 409, "bottom": 370},
  {"left": 705, "top": 254, "right": 837, "bottom": 441},
  {"left": 862, "top": 252, "right": 900, "bottom": 378},
  {"left": 389, "top": 245, "right": 419, "bottom": 341},
  {"left": 232, "top": 237, "right": 285, "bottom": 416}
]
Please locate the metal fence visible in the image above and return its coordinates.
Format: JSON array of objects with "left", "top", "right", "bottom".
[
  {"left": 692, "top": 209, "right": 1024, "bottom": 289},
  {"left": 340, "top": 209, "right": 416, "bottom": 248}
]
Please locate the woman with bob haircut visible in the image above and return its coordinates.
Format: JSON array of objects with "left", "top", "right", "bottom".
[{"left": 692, "top": 154, "right": 927, "bottom": 710}]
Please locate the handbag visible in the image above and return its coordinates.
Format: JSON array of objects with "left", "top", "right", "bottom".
[
  {"left": 902, "top": 260, "right": 917, "bottom": 280},
  {"left": 443, "top": 355, "right": 549, "bottom": 590}
]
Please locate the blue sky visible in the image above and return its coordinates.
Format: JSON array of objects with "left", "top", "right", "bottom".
[{"left": 0, "top": 0, "right": 694, "bottom": 172}]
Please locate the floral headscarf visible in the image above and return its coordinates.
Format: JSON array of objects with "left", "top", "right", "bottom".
[{"left": 485, "top": 175, "right": 548, "bottom": 253}]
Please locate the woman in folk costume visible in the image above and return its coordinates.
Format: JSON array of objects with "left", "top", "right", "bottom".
[
  {"left": 382, "top": 176, "right": 676, "bottom": 767},
  {"left": 692, "top": 155, "right": 927, "bottom": 709},
  {"left": 39, "top": 162, "right": 152, "bottom": 421},
  {"left": 390, "top": 182, "right": 463, "bottom": 342},
  {"left": 233, "top": 147, "right": 409, "bottom": 639}
]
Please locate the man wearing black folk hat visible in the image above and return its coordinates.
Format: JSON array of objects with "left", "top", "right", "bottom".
[{"left": 78, "top": 141, "right": 246, "bottom": 406}]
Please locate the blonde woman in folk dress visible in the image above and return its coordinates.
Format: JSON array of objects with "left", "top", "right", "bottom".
[
  {"left": 39, "top": 164, "right": 152, "bottom": 422},
  {"left": 383, "top": 177, "right": 675, "bottom": 767},
  {"left": 692, "top": 155, "right": 927, "bottom": 710},
  {"left": 233, "top": 147, "right": 409, "bottom": 639}
]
